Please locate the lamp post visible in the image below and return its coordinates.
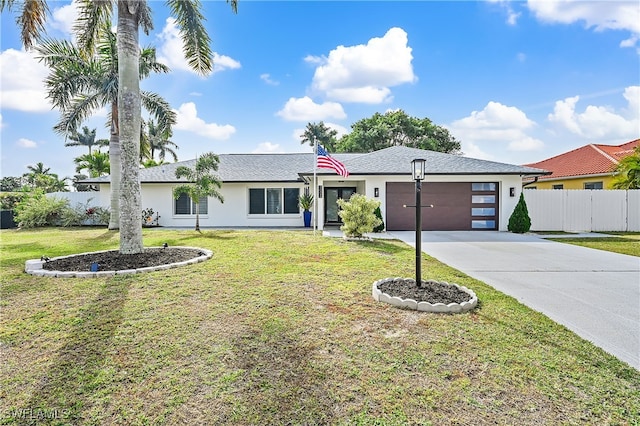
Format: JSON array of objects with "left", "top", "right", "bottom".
[{"left": 411, "top": 158, "right": 426, "bottom": 288}]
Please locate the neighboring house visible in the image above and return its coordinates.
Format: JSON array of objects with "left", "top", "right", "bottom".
[
  {"left": 82, "top": 146, "right": 548, "bottom": 231},
  {"left": 523, "top": 139, "right": 640, "bottom": 190}
]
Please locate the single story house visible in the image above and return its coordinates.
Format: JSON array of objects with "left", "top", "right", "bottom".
[
  {"left": 83, "top": 146, "right": 548, "bottom": 231},
  {"left": 523, "top": 139, "right": 640, "bottom": 189}
]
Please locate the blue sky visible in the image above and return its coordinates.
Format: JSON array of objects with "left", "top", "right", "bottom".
[{"left": 1, "top": 0, "right": 639, "bottom": 182}]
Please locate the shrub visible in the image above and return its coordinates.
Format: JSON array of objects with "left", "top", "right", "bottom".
[
  {"left": 14, "top": 192, "right": 69, "bottom": 228},
  {"left": 508, "top": 192, "right": 531, "bottom": 233},
  {"left": 0, "top": 192, "right": 29, "bottom": 210},
  {"left": 13, "top": 194, "right": 108, "bottom": 228},
  {"left": 337, "top": 194, "right": 382, "bottom": 238},
  {"left": 373, "top": 206, "right": 385, "bottom": 232},
  {"left": 59, "top": 201, "right": 110, "bottom": 226}
]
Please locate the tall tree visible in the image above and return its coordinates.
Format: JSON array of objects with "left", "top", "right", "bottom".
[
  {"left": 65, "top": 126, "right": 109, "bottom": 154},
  {"left": 335, "top": 110, "right": 462, "bottom": 154},
  {"left": 74, "top": 151, "right": 111, "bottom": 177},
  {"left": 37, "top": 21, "right": 175, "bottom": 231},
  {"left": 611, "top": 146, "right": 640, "bottom": 189},
  {"left": 300, "top": 121, "right": 338, "bottom": 151},
  {"left": 3, "top": 0, "right": 238, "bottom": 254},
  {"left": 173, "top": 152, "right": 224, "bottom": 232}
]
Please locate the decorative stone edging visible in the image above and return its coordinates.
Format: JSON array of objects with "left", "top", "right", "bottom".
[
  {"left": 372, "top": 277, "right": 478, "bottom": 313},
  {"left": 24, "top": 246, "right": 213, "bottom": 278}
]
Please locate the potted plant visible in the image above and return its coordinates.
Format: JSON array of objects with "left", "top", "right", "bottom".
[{"left": 298, "top": 193, "right": 314, "bottom": 227}]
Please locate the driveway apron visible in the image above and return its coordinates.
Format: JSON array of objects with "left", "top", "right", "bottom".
[{"left": 388, "top": 231, "right": 640, "bottom": 370}]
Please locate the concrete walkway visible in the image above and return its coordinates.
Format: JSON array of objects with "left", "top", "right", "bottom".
[{"left": 384, "top": 231, "right": 640, "bottom": 370}]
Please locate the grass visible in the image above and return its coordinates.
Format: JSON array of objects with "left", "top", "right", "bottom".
[
  {"left": 547, "top": 233, "right": 640, "bottom": 257},
  {"left": 1, "top": 228, "right": 639, "bottom": 425}
]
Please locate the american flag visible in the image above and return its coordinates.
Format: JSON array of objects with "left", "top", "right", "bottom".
[{"left": 317, "top": 145, "right": 349, "bottom": 177}]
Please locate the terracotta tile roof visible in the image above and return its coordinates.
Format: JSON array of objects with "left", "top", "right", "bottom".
[{"left": 524, "top": 139, "right": 639, "bottom": 180}]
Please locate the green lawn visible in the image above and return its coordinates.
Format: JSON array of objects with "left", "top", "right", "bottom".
[
  {"left": 547, "top": 233, "right": 640, "bottom": 257},
  {"left": 1, "top": 228, "right": 639, "bottom": 425}
]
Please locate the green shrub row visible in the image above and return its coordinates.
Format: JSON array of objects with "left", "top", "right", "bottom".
[{"left": 12, "top": 192, "right": 110, "bottom": 228}]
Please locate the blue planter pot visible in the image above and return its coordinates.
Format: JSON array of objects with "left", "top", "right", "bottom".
[{"left": 303, "top": 210, "right": 312, "bottom": 227}]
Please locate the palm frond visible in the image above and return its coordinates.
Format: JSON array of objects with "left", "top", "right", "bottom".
[
  {"left": 74, "top": 0, "right": 114, "bottom": 54},
  {"left": 166, "top": 0, "right": 213, "bottom": 75}
]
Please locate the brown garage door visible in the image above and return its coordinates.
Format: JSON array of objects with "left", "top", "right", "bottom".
[{"left": 385, "top": 182, "right": 498, "bottom": 231}]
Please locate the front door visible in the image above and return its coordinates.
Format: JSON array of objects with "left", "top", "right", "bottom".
[{"left": 325, "top": 187, "right": 356, "bottom": 224}]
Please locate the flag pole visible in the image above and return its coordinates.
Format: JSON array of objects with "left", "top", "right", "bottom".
[{"left": 313, "top": 143, "right": 317, "bottom": 235}]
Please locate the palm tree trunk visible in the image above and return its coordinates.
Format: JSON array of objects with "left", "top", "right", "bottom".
[
  {"left": 195, "top": 201, "right": 200, "bottom": 232},
  {"left": 117, "top": 1, "right": 143, "bottom": 254},
  {"left": 108, "top": 103, "right": 121, "bottom": 230}
]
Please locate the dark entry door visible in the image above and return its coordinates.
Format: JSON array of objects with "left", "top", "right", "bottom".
[{"left": 325, "top": 187, "right": 356, "bottom": 224}]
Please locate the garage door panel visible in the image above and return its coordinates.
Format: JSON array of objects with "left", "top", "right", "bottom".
[{"left": 386, "top": 182, "right": 496, "bottom": 231}]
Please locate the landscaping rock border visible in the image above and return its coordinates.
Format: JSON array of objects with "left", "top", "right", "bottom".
[
  {"left": 372, "top": 277, "right": 478, "bottom": 313},
  {"left": 25, "top": 246, "right": 213, "bottom": 278}
]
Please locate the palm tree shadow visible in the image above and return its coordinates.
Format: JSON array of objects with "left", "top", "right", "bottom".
[{"left": 25, "top": 277, "right": 129, "bottom": 424}]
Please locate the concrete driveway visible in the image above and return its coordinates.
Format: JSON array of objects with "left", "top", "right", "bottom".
[{"left": 388, "top": 231, "right": 640, "bottom": 370}]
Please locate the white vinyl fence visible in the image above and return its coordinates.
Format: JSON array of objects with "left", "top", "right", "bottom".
[
  {"left": 523, "top": 189, "right": 640, "bottom": 232},
  {"left": 46, "top": 191, "right": 103, "bottom": 207}
]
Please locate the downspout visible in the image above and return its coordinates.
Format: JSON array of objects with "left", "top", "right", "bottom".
[{"left": 522, "top": 176, "right": 539, "bottom": 188}]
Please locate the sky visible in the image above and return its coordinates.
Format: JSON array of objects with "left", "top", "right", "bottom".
[{"left": 1, "top": 0, "right": 639, "bottom": 183}]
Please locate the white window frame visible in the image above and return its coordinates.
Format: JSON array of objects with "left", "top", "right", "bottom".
[
  {"left": 173, "top": 192, "right": 208, "bottom": 216},
  {"left": 248, "top": 187, "right": 300, "bottom": 216}
]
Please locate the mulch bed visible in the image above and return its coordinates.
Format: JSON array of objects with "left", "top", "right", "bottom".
[
  {"left": 42, "top": 248, "right": 205, "bottom": 272},
  {"left": 376, "top": 278, "right": 472, "bottom": 304}
]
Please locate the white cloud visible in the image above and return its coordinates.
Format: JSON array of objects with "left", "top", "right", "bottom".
[
  {"left": 304, "top": 55, "right": 324, "bottom": 65},
  {"left": 548, "top": 86, "right": 640, "bottom": 139},
  {"left": 17, "top": 138, "right": 38, "bottom": 149},
  {"left": 527, "top": 0, "right": 640, "bottom": 48},
  {"left": 0, "top": 113, "right": 3, "bottom": 129},
  {"left": 173, "top": 102, "right": 236, "bottom": 140},
  {"left": 252, "top": 142, "right": 283, "bottom": 153},
  {"left": 311, "top": 27, "right": 416, "bottom": 104},
  {"left": 486, "top": 0, "right": 522, "bottom": 26},
  {"left": 0, "top": 49, "right": 51, "bottom": 112},
  {"left": 50, "top": 1, "right": 79, "bottom": 37},
  {"left": 449, "top": 101, "right": 544, "bottom": 155},
  {"left": 157, "top": 18, "right": 241, "bottom": 74},
  {"left": 260, "top": 73, "right": 279, "bottom": 86},
  {"left": 276, "top": 96, "right": 346, "bottom": 122}
]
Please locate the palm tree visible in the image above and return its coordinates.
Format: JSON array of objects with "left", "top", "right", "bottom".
[
  {"left": 37, "top": 21, "right": 175, "bottom": 231},
  {"left": 74, "top": 151, "right": 110, "bottom": 178},
  {"left": 66, "top": 126, "right": 109, "bottom": 154},
  {"left": 143, "top": 119, "right": 179, "bottom": 163},
  {"left": 173, "top": 153, "right": 224, "bottom": 232},
  {"left": 25, "top": 162, "right": 52, "bottom": 177},
  {"left": 4, "top": 0, "right": 238, "bottom": 254},
  {"left": 300, "top": 121, "right": 338, "bottom": 151},
  {"left": 612, "top": 146, "right": 640, "bottom": 189}
]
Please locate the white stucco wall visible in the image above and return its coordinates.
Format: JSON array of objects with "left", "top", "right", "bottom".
[
  {"left": 316, "top": 174, "right": 523, "bottom": 231},
  {"left": 94, "top": 174, "right": 524, "bottom": 230}
]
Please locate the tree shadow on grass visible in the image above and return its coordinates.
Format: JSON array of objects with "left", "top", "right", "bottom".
[{"left": 22, "top": 277, "right": 129, "bottom": 425}]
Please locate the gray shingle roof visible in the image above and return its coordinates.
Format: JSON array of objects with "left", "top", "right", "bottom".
[{"left": 82, "top": 146, "right": 548, "bottom": 184}]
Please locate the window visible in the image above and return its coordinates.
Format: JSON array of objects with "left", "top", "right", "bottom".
[
  {"left": 472, "top": 183, "right": 496, "bottom": 191},
  {"left": 472, "top": 208, "right": 495, "bottom": 216},
  {"left": 174, "top": 193, "right": 207, "bottom": 215},
  {"left": 472, "top": 220, "right": 496, "bottom": 229},
  {"left": 552, "top": 184, "right": 564, "bottom": 189},
  {"left": 249, "top": 188, "right": 300, "bottom": 215},
  {"left": 472, "top": 195, "right": 495, "bottom": 204},
  {"left": 584, "top": 181, "right": 603, "bottom": 190}
]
